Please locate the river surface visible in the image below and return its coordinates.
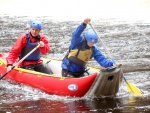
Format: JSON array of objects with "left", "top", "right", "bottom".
[{"left": 0, "top": 15, "right": 150, "bottom": 113}]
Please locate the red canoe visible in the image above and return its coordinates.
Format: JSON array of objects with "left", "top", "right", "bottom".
[{"left": 0, "top": 53, "right": 122, "bottom": 97}]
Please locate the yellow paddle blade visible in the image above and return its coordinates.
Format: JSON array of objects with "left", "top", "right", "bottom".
[{"left": 126, "top": 81, "right": 143, "bottom": 96}]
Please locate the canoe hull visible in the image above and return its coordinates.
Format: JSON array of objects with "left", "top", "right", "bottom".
[
  {"left": 86, "top": 67, "right": 122, "bottom": 97},
  {"left": 0, "top": 53, "right": 123, "bottom": 97}
]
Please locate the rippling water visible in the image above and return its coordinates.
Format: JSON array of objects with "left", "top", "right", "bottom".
[{"left": 0, "top": 15, "right": 150, "bottom": 113}]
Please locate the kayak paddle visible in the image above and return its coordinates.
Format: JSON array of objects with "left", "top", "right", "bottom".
[{"left": 0, "top": 44, "right": 40, "bottom": 80}]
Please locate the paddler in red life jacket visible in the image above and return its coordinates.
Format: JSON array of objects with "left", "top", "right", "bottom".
[
  {"left": 61, "top": 18, "right": 114, "bottom": 77},
  {"left": 6, "top": 20, "right": 52, "bottom": 74}
]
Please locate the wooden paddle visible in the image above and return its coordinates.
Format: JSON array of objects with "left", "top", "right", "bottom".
[
  {"left": 89, "top": 23, "right": 143, "bottom": 96},
  {"left": 0, "top": 44, "right": 40, "bottom": 80}
]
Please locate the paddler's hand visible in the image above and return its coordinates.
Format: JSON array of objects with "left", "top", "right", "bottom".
[
  {"left": 113, "top": 63, "right": 122, "bottom": 68},
  {"left": 7, "top": 65, "right": 12, "bottom": 72},
  {"left": 39, "top": 41, "right": 44, "bottom": 48},
  {"left": 84, "top": 18, "right": 91, "bottom": 24}
]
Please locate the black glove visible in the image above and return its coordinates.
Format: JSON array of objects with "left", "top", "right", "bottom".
[{"left": 36, "top": 35, "right": 41, "bottom": 41}]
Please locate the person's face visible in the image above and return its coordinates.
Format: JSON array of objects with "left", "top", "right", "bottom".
[
  {"left": 87, "top": 42, "right": 95, "bottom": 47},
  {"left": 30, "top": 27, "right": 41, "bottom": 37}
]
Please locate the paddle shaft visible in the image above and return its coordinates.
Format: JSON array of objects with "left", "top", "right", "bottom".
[
  {"left": 89, "top": 23, "right": 142, "bottom": 95},
  {"left": 0, "top": 44, "right": 40, "bottom": 80},
  {"left": 89, "top": 24, "right": 130, "bottom": 79},
  {"left": 89, "top": 23, "right": 115, "bottom": 63},
  {"left": 89, "top": 24, "right": 131, "bottom": 79}
]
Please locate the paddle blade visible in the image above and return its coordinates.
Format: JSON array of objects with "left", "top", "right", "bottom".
[{"left": 126, "top": 81, "right": 143, "bottom": 96}]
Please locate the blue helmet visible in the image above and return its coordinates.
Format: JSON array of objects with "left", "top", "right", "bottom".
[
  {"left": 85, "top": 29, "right": 98, "bottom": 43},
  {"left": 30, "top": 20, "right": 42, "bottom": 30}
]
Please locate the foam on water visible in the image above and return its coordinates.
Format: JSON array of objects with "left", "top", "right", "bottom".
[{"left": 0, "top": 0, "right": 150, "bottom": 22}]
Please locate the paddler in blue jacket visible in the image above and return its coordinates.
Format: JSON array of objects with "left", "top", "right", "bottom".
[{"left": 61, "top": 18, "right": 113, "bottom": 77}]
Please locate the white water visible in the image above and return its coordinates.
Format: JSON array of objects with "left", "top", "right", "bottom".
[{"left": 0, "top": 0, "right": 150, "bottom": 21}]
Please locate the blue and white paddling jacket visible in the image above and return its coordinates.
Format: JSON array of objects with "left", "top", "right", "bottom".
[{"left": 61, "top": 22, "right": 113, "bottom": 73}]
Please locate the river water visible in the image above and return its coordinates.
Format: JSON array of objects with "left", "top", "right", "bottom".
[
  {"left": 0, "top": 15, "right": 150, "bottom": 113},
  {"left": 0, "top": 0, "right": 150, "bottom": 112}
]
